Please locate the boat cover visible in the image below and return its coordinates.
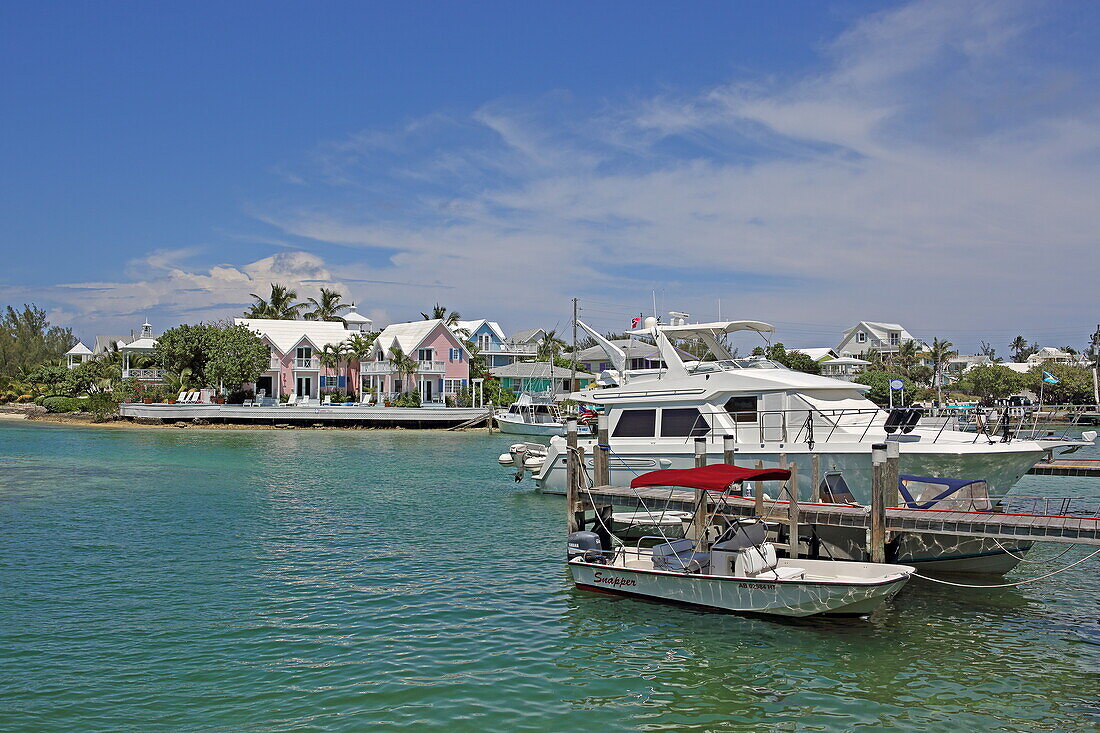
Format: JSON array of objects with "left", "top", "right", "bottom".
[{"left": 630, "top": 464, "right": 791, "bottom": 491}]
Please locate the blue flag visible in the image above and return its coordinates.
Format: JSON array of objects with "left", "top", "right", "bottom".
[{"left": 1042, "top": 371, "right": 1059, "bottom": 384}]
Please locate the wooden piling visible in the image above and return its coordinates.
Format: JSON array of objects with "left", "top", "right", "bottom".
[
  {"left": 810, "top": 453, "right": 821, "bottom": 503},
  {"left": 870, "top": 443, "right": 887, "bottom": 563},
  {"left": 566, "top": 419, "right": 579, "bottom": 534},
  {"left": 885, "top": 441, "right": 900, "bottom": 509},
  {"left": 694, "top": 438, "right": 708, "bottom": 546},
  {"left": 788, "top": 463, "right": 800, "bottom": 559},
  {"left": 594, "top": 414, "right": 610, "bottom": 487},
  {"left": 754, "top": 459, "right": 765, "bottom": 517},
  {"left": 722, "top": 434, "right": 736, "bottom": 466}
]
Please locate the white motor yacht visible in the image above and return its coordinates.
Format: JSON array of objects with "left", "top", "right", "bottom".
[{"left": 510, "top": 314, "right": 1094, "bottom": 571}]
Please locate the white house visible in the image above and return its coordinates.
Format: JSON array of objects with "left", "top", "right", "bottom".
[
  {"left": 1025, "top": 347, "right": 1077, "bottom": 367},
  {"left": 837, "top": 321, "right": 925, "bottom": 358}
]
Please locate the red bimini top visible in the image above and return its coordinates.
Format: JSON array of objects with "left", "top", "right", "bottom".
[{"left": 630, "top": 464, "right": 791, "bottom": 492}]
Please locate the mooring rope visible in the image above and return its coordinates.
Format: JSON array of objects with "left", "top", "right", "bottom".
[
  {"left": 912, "top": 547, "right": 1100, "bottom": 588},
  {"left": 990, "top": 536, "right": 1075, "bottom": 564}
]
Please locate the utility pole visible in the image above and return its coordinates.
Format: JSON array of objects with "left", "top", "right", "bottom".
[{"left": 570, "top": 298, "right": 578, "bottom": 394}]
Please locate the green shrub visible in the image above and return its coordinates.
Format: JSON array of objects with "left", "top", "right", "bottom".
[
  {"left": 394, "top": 389, "right": 422, "bottom": 408},
  {"left": 42, "top": 396, "right": 86, "bottom": 413},
  {"left": 226, "top": 388, "right": 255, "bottom": 405},
  {"left": 86, "top": 393, "right": 119, "bottom": 419}
]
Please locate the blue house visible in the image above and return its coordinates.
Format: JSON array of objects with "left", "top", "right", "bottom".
[{"left": 457, "top": 320, "right": 541, "bottom": 368}]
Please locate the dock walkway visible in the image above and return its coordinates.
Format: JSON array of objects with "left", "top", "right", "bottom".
[
  {"left": 1028, "top": 458, "right": 1100, "bottom": 477},
  {"left": 120, "top": 403, "right": 489, "bottom": 428},
  {"left": 559, "top": 484, "right": 1100, "bottom": 546}
]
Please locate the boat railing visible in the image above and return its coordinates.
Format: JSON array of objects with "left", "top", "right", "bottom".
[
  {"left": 1001, "top": 495, "right": 1100, "bottom": 518},
  {"left": 714, "top": 405, "right": 1094, "bottom": 447}
]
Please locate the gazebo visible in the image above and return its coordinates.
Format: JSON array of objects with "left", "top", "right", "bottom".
[
  {"left": 121, "top": 321, "right": 165, "bottom": 381},
  {"left": 64, "top": 342, "right": 93, "bottom": 369}
]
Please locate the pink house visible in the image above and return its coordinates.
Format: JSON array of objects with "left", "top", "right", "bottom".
[
  {"left": 362, "top": 319, "right": 470, "bottom": 403},
  {"left": 236, "top": 312, "right": 373, "bottom": 400}
]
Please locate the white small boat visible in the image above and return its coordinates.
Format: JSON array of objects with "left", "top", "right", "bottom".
[
  {"left": 610, "top": 510, "right": 693, "bottom": 540},
  {"left": 567, "top": 464, "right": 914, "bottom": 617},
  {"left": 495, "top": 394, "right": 591, "bottom": 436}
]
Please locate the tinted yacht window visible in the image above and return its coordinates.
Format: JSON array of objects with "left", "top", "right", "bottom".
[
  {"left": 661, "top": 408, "right": 710, "bottom": 437},
  {"left": 612, "top": 409, "right": 656, "bottom": 437},
  {"left": 724, "top": 396, "right": 757, "bottom": 423}
]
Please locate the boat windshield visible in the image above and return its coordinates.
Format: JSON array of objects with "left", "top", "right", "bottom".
[{"left": 688, "top": 358, "right": 788, "bottom": 373}]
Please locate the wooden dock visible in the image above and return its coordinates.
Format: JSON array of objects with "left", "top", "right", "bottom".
[
  {"left": 558, "top": 484, "right": 1100, "bottom": 546},
  {"left": 1028, "top": 458, "right": 1100, "bottom": 477},
  {"left": 119, "top": 402, "right": 489, "bottom": 428}
]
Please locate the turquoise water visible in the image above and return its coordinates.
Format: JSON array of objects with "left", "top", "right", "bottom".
[{"left": 1, "top": 421, "right": 1097, "bottom": 731}]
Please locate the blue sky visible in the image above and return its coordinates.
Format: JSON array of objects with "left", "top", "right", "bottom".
[{"left": 2, "top": 0, "right": 1099, "bottom": 353}]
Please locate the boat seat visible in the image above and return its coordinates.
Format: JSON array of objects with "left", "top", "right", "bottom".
[
  {"left": 652, "top": 539, "right": 711, "bottom": 573},
  {"left": 757, "top": 566, "right": 806, "bottom": 581}
]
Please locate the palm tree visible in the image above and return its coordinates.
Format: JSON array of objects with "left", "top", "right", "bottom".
[
  {"left": 303, "top": 287, "right": 350, "bottom": 322},
  {"left": 421, "top": 304, "right": 464, "bottom": 332},
  {"left": 1010, "top": 335, "right": 1028, "bottom": 362},
  {"left": 928, "top": 337, "right": 958, "bottom": 407},
  {"left": 892, "top": 340, "right": 920, "bottom": 376},
  {"left": 388, "top": 346, "right": 420, "bottom": 397},
  {"left": 318, "top": 343, "right": 349, "bottom": 394},
  {"left": 344, "top": 332, "right": 378, "bottom": 396},
  {"left": 536, "top": 329, "right": 567, "bottom": 362},
  {"left": 864, "top": 347, "right": 887, "bottom": 371},
  {"left": 245, "top": 284, "right": 304, "bottom": 320}
]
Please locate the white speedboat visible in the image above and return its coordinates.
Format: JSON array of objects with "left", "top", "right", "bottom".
[
  {"left": 494, "top": 394, "right": 588, "bottom": 436},
  {"left": 568, "top": 466, "right": 914, "bottom": 617}
]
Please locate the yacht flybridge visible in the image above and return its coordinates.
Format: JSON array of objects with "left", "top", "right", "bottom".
[{"left": 502, "top": 314, "right": 1094, "bottom": 570}]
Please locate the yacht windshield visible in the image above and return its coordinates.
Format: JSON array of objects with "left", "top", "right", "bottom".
[{"left": 689, "top": 358, "right": 788, "bottom": 372}]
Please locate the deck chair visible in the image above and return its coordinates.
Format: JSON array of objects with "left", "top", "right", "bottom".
[
  {"left": 176, "top": 392, "right": 187, "bottom": 403},
  {"left": 184, "top": 391, "right": 199, "bottom": 403},
  {"left": 359, "top": 393, "right": 374, "bottom": 406},
  {"left": 285, "top": 393, "right": 298, "bottom": 406},
  {"left": 322, "top": 394, "right": 332, "bottom": 406}
]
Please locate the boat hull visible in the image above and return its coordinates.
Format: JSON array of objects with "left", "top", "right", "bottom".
[
  {"left": 495, "top": 416, "right": 566, "bottom": 436},
  {"left": 814, "top": 525, "right": 1032, "bottom": 574},
  {"left": 569, "top": 558, "right": 911, "bottom": 617}
]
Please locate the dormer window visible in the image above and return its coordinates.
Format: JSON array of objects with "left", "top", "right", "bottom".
[
  {"left": 856, "top": 332, "right": 866, "bottom": 343},
  {"left": 889, "top": 332, "right": 900, "bottom": 346}
]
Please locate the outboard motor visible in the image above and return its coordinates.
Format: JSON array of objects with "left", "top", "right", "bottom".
[{"left": 567, "top": 531, "right": 605, "bottom": 563}]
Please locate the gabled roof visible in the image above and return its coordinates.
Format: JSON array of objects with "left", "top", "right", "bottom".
[
  {"left": 791, "top": 347, "right": 838, "bottom": 361},
  {"left": 65, "top": 342, "right": 92, "bottom": 356},
  {"left": 489, "top": 361, "right": 594, "bottom": 379},
  {"left": 235, "top": 318, "right": 352, "bottom": 354},
  {"left": 509, "top": 328, "right": 546, "bottom": 344},
  {"left": 842, "top": 321, "right": 910, "bottom": 338},
  {"left": 374, "top": 319, "right": 459, "bottom": 355},
  {"left": 457, "top": 319, "right": 506, "bottom": 341},
  {"left": 93, "top": 335, "right": 127, "bottom": 355}
]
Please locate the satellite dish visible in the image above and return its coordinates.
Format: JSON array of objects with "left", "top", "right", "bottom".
[{"left": 889, "top": 379, "right": 904, "bottom": 390}]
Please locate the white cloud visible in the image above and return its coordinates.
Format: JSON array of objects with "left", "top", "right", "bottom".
[{"left": 11, "top": 0, "right": 1100, "bottom": 350}]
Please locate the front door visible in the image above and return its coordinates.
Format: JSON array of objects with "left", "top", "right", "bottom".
[
  {"left": 296, "top": 376, "right": 312, "bottom": 398},
  {"left": 419, "top": 378, "right": 433, "bottom": 402}
]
